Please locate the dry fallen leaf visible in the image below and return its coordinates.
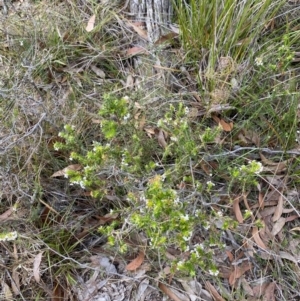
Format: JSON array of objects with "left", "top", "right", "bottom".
[
  {"left": 52, "top": 282, "right": 65, "bottom": 301},
  {"left": 272, "top": 191, "right": 284, "bottom": 222},
  {"left": 207, "top": 104, "right": 236, "bottom": 115},
  {"left": 138, "top": 114, "right": 146, "bottom": 130},
  {"left": 51, "top": 164, "right": 82, "bottom": 178},
  {"left": 205, "top": 281, "right": 226, "bottom": 301},
  {"left": 136, "top": 278, "right": 150, "bottom": 300},
  {"left": 211, "top": 115, "right": 233, "bottom": 132},
  {"left": 219, "top": 119, "right": 233, "bottom": 132},
  {"left": 252, "top": 282, "right": 270, "bottom": 298},
  {"left": 281, "top": 250, "right": 299, "bottom": 264},
  {"left": 159, "top": 282, "right": 189, "bottom": 301},
  {"left": 233, "top": 196, "right": 244, "bottom": 223},
  {"left": 199, "top": 161, "right": 212, "bottom": 175},
  {"left": 177, "top": 280, "right": 195, "bottom": 301},
  {"left": 11, "top": 268, "right": 20, "bottom": 295},
  {"left": 90, "top": 65, "right": 105, "bottom": 78},
  {"left": 126, "top": 46, "right": 148, "bottom": 56},
  {"left": 125, "top": 73, "right": 135, "bottom": 89},
  {"left": 252, "top": 227, "right": 268, "bottom": 250},
  {"left": 229, "top": 262, "right": 252, "bottom": 286},
  {"left": 86, "top": 14, "right": 96, "bottom": 32},
  {"left": 226, "top": 250, "right": 234, "bottom": 262},
  {"left": 154, "top": 32, "right": 179, "bottom": 45},
  {"left": 154, "top": 128, "right": 168, "bottom": 148},
  {"left": 290, "top": 226, "right": 300, "bottom": 232},
  {"left": 2, "top": 282, "right": 13, "bottom": 301},
  {"left": 92, "top": 118, "right": 101, "bottom": 124},
  {"left": 260, "top": 153, "right": 280, "bottom": 166},
  {"left": 33, "top": 252, "right": 43, "bottom": 283},
  {"left": 243, "top": 193, "right": 252, "bottom": 214},
  {"left": 125, "top": 20, "right": 149, "bottom": 40},
  {"left": 258, "top": 192, "right": 264, "bottom": 210},
  {"left": 144, "top": 127, "right": 155, "bottom": 137},
  {"left": 260, "top": 207, "right": 276, "bottom": 218},
  {"left": 126, "top": 250, "right": 145, "bottom": 271},
  {"left": 271, "top": 217, "right": 285, "bottom": 236},
  {"left": 241, "top": 276, "right": 254, "bottom": 296},
  {"left": 261, "top": 156, "right": 292, "bottom": 174},
  {"left": 245, "top": 130, "right": 260, "bottom": 146},
  {"left": 285, "top": 214, "right": 299, "bottom": 222},
  {"left": 263, "top": 282, "right": 276, "bottom": 301},
  {"left": 0, "top": 207, "right": 14, "bottom": 223}
]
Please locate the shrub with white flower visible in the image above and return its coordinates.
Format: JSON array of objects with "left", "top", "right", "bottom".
[
  {"left": 255, "top": 57, "right": 263, "bottom": 66},
  {"left": 230, "top": 160, "right": 264, "bottom": 189},
  {"left": 54, "top": 94, "right": 224, "bottom": 277},
  {"left": 249, "top": 160, "right": 263, "bottom": 174},
  {"left": 0, "top": 231, "right": 18, "bottom": 242},
  {"left": 209, "top": 268, "right": 219, "bottom": 276},
  {"left": 206, "top": 180, "right": 215, "bottom": 192}
]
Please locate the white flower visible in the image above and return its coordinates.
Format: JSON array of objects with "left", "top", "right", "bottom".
[
  {"left": 208, "top": 269, "right": 219, "bottom": 276},
  {"left": 140, "top": 193, "right": 146, "bottom": 202},
  {"left": 249, "top": 160, "right": 263, "bottom": 174},
  {"left": 177, "top": 260, "right": 185, "bottom": 270},
  {"left": 123, "top": 113, "right": 130, "bottom": 121},
  {"left": 195, "top": 243, "right": 204, "bottom": 250},
  {"left": 255, "top": 57, "right": 263, "bottom": 66},
  {"left": 181, "top": 214, "right": 189, "bottom": 221},
  {"left": 174, "top": 197, "right": 180, "bottom": 204},
  {"left": 0, "top": 231, "right": 18, "bottom": 242},
  {"left": 170, "top": 136, "right": 178, "bottom": 142},
  {"left": 79, "top": 181, "right": 85, "bottom": 189},
  {"left": 180, "top": 119, "right": 188, "bottom": 129},
  {"left": 185, "top": 107, "right": 190, "bottom": 115},
  {"left": 206, "top": 181, "right": 215, "bottom": 186},
  {"left": 191, "top": 248, "right": 200, "bottom": 258},
  {"left": 239, "top": 165, "right": 246, "bottom": 171},
  {"left": 203, "top": 223, "right": 210, "bottom": 230},
  {"left": 245, "top": 209, "right": 253, "bottom": 216}
]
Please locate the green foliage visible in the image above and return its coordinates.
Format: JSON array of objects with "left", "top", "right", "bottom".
[
  {"left": 54, "top": 94, "right": 235, "bottom": 276},
  {"left": 3, "top": 0, "right": 300, "bottom": 297},
  {"left": 174, "top": 0, "right": 282, "bottom": 63},
  {"left": 229, "top": 160, "right": 263, "bottom": 190}
]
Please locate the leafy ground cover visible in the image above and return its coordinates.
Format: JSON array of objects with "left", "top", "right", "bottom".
[{"left": 1, "top": 0, "right": 300, "bottom": 300}]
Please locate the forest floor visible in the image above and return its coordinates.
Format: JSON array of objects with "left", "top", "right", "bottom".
[{"left": 1, "top": 0, "right": 300, "bottom": 300}]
